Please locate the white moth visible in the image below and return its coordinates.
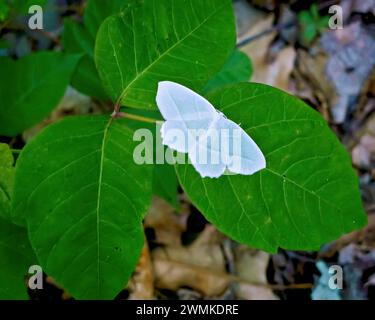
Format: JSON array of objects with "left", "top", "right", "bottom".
[{"left": 156, "top": 81, "right": 266, "bottom": 178}]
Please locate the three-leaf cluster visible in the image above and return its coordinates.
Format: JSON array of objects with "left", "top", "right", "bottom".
[{"left": 0, "top": 0, "right": 366, "bottom": 299}]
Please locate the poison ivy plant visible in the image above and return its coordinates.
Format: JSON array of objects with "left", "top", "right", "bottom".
[
  {"left": 1, "top": 0, "right": 367, "bottom": 301},
  {"left": 0, "top": 217, "right": 36, "bottom": 299},
  {"left": 95, "top": 0, "right": 236, "bottom": 108},
  {"left": 121, "top": 108, "right": 179, "bottom": 208},
  {"left": 0, "top": 143, "right": 14, "bottom": 221},
  {"left": 13, "top": 116, "right": 152, "bottom": 299},
  {"left": 176, "top": 83, "right": 367, "bottom": 252},
  {"left": 0, "top": 51, "right": 79, "bottom": 136}
]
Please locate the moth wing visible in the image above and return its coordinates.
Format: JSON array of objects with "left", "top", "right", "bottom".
[
  {"left": 156, "top": 81, "right": 217, "bottom": 153},
  {"left": 216, "top": 117, "right": 266, "bottom": 175},
  {"left": 188, "top": 124, "right": 226, "bottom": 178}
]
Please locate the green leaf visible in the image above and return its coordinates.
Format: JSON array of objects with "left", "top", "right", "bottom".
[
  {"left": 95, "top": 0, "right": 236, "bottom": 109},
  {"left": 154, "top": 163, "right": 179, "bottom": 210},
  {"left": 0, "top": 144, "right": 15, "bottom": 221},
  {"left": 120, "top": 108, "right": 179, "bottom": 209},
  {"left": 298, "top": 11, "right": 313, "bottom": 24},
  {"left": 204, "top": 49, "right": 252, "bottom": 93},
  {"left": 84, "top": 0, "right": 126, "bottom": 38},
  {"left": 302, "top": 25, "right": 317, "bottom": 43},
  {"left": 12, "top": 116, "right": 153, "bottom": 299},
  {"left": 0, "top": 217, "right": 36, "bottom": 299},
  {"left": 0, "top": 52, "right": 80, "bottom": 136},
  {"left": 71, "top": 55, "right": 110, "bottom": 100},
  {"left": 62, "top": 0, "right": 125, "bottom": 100},
  {"left": 310, "top": 4, "right": 319, "bottom": 20},
  {"left": 317, "top": 16, "right": 330, "bottom": 32},
  {"left": 62, "top": 19, "right": 95, "bottom": 56},
  {"left": 62, "top": 19, "right": 109, "bottom": 100},
  {"left": 10, "top": 0, "right": 47, "bottom": 15},
  {"left": 0, "top": 2, "right": 10, "bottom": 22},
  {"left": 176, "top": 83, "right": 367, "bottom": 253}
]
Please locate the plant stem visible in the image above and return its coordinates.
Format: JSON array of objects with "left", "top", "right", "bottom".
[
  {"left": 10, "top": 148, "right": 22, "bottom": 154},
  {"left": 117, "top": 112, "right": 160, "bottom": 124}
]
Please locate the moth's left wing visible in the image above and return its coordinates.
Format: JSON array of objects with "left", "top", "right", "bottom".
[{"left": 156, "top": 81, "right": 218, "bottom": 153}]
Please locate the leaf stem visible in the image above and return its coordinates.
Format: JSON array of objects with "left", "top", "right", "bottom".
[
  {"left": 10, "top": 148, "right": 22, "bottom": 154},
  {"left": 116, "top": 112, "right": 160, "bottom": 124}
]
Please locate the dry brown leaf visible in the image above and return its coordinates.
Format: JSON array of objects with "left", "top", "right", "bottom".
[
  {"left": 128, "top": 240, "right": 154, "bottom": 300},
  {"left": 319, "top": 214, "right": 375, "bottom": 259},
  {"left": 240, "top": 14, "right": 296, "bottom": 91},
  {"left": 342, "top": 0, "right": 375, "bottom": 20},
  {"left": 152, "top": 225, "right": 228, "bottom": 297},
  {"left": 263, "top": 46, "right": 296, "bottom": 91},
  {"left": 144, "top": 197, "right": 188, "bottom": 246},
  {"left": 293, "top": 49, "right": 333, "bottom": 121},
  {"left": 352, "top": 113, "right": 375, "bottom": 170},
  {"left": 321, "top": 22, "right": 375, "bottom": 123},
  {"left": 234, "top": 0, "right": 265, "bottom": 39},
  {"left": 45, "top": 276, "right": 71, "bottom": 300},
  {"left": 234, "top": 247, "right": 279, "bottom": 300},
  {"left": 240, "top": 15, "right": 275, "bottom": 77}
]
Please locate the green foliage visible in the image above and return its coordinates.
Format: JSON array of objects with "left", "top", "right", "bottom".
[
  {"left": 13, "top": 116, "right": 152, "bottom": 299},
  {"left": 0, "top": 217, "right": 36, "bottom": 299},
  {"left": 176, "top": 83, "right": 367, "bottom": 252},
  {"left": 154, "top": 156, "right": 179, "bottom": 210},
  {"left": 11, "top": 0, "right": 47, "bottom": 14},
  {"left": 119, "top": 108, "right": 179, "bottom": 208},
  {"left": 204, "top": 49, "right": 252, "bottom": 93},
  {"left": 62, "top": 0, "right": 125, "bottom": 100},
  {"left": 84, "top": 0, "right": 125, "bottom": 37},
  {"left": 95, "top": 0, "right": 236, "bottom": 108},
  {"left": 0, "top": 143, "right": 14, "bottom": 221},
  {"left": 298, "top": 4, "right": 330, "bottom": 44},
  {"left": 0, "top": 145, "right": 34, "bottom": 300},
  {"left": 0, "top": 0, "right": 367, "bottom": 300},
  {"left": 0, "top": 2, "right": 10, "bottom": 22},
  {"left": 0, "top": 52, "right": 79, "bottom": 136}
]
